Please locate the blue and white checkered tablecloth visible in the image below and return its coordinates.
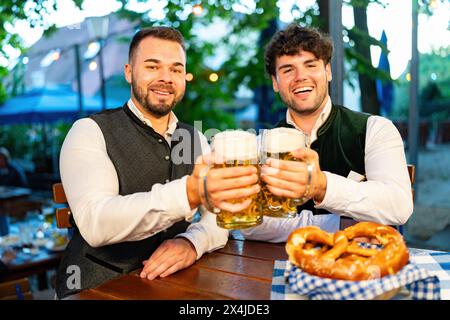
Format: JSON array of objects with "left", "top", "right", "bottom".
[{"left": 271, "top": 248, "right": 450, "bottom": 300}]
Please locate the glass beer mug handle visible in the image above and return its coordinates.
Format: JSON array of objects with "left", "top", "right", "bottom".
[
  {"left": 268, "top": 204, "right": 282, "bottom": 211},
  {"left": 292, "top": 160, "right": 314, "bottom": 205}
]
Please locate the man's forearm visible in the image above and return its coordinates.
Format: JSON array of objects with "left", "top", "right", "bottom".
[{"left": 186, "top": 174, "right": 201, "bottom": 209}]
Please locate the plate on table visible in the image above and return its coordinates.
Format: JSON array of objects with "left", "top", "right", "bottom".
[
  {"left": 45, "top": 240, "right": 67, "bottom": 252},
  {"left": 33, "top": 238, "right": 49, "bottom": 247},
  {"left": 0, "top": 234, "right": 20, "bottom": 247}
]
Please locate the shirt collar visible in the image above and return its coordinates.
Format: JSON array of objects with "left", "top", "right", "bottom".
[
  {"left": 285, "top": 96, "right": 332, "bottom": 145},
  {"left": 127, "top": 99, "right": 178, "bottom": 137}
]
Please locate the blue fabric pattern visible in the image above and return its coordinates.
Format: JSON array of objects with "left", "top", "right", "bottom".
[{"left": 271, "top": 248, "right": 450, "bottom": 300}]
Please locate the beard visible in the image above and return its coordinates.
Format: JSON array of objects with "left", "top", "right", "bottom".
[
  {"left": 283, "top": 83, "right": 328, "bottom": 116},
  {"left": 131, "top": 79, "right": 183, "bottom": 117},
  {"left": 287, "top": 100, "right": 322, "bottom": 116}
]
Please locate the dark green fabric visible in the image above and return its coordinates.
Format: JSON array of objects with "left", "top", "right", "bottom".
[
  {"left": 56, "top": 104, "right": 202, "bottom": 298},
  {"left": 275, "top": 105, "right": 370, "bottom": 216}
]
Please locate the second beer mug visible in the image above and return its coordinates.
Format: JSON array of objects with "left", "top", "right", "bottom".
[
  {"left": 259, "top": 127, "right": 309, "bottom": 218},
  {"left": 211, "top": 130, "right": 262, "bottom": 229}
]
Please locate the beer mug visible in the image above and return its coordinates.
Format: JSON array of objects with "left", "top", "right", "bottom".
[
  {"left": 259, "top": 127, "right": 309, "bottom": 218},
  {"left": 210, "top": 130, "right": 262, "bottom": 229}
]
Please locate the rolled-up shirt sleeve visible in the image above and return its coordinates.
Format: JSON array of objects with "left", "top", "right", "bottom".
[
  {"left": 177, "top": 206, "right": 229, "bottom": 259},
  {"left": 60, "top": 118, "right": 228, "bottom": 252},
  {"left": 315, "top": 116, "right": 413, "bottom": 225}
]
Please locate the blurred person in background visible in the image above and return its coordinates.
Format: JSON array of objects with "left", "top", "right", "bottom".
[{"left": 0, "top": 147, "right": 28, "bottom": 188}]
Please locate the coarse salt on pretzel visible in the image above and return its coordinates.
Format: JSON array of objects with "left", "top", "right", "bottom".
[{"left": 286, "top": 222, "right": 409, "bottom": 281}]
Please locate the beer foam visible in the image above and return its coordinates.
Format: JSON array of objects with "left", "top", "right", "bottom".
[
  {"left": 261, "top": 127, "right": 307, "bottom": 153},
  {"left": 212, "top": 130, "right": 258, "bottom": 161}
]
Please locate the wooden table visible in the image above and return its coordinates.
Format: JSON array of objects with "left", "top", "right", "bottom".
[
  {"left": 0, "top": 186, "right": 32, "bottom": 202},
  {"left": 0, "top": 186, "right": 42, "bottom": 220},
  {"left": 1, "top": 250, "right": 63, "bottom": 281},
  {"left": 1, "top": 247, "right": 63, "bottom": 289},
  {"left": 67, "top": 239, "right": 288, "bottom": 300}
]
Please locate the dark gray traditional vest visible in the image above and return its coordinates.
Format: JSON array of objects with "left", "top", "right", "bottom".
[
  {"left": 276, "top": 105, "right": 370, "bottom": 216},
  {"left": 56, "top": 104, "right": 202, "bottom": 298}
]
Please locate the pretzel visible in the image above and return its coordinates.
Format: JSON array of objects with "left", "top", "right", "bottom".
[{"left": 286, "top": 222, "right": 409, "bottom": 281}]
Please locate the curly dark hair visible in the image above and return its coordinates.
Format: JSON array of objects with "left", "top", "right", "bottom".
[
  {"left": 128, "top": 26, "right": 185, "bottom": 63},
  {"left": 264, "top": 24, "right": 333, "bottom": 76}
]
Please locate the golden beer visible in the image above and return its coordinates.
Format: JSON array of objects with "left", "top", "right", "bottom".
[
  {"left": 211, "top": 131, "right": 262, "bottom": 229},
  {"left": 260, "top": 128, "right": 308, "bottom": 218}
]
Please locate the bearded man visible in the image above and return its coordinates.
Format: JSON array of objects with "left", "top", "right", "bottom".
[{"left": 56, "top": 27, "right": 259, "bottom": 298}]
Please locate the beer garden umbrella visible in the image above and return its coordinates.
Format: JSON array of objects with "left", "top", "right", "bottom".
[
  {"left": 0, "top": 85, "right": 122, "bottom": 125},
  {"left": 376, "top": 30, "right": 393, "bottom": 117}
]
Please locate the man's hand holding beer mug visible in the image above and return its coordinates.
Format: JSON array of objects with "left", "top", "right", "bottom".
[
  {"left": 260, "top": 127, "right": 327, "bottom": 213},
  {"left": 187, "top": 130, "right": 262, "bottom": 229}
]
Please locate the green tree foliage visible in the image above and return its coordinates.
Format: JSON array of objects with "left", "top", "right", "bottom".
[
  {"left": 115, "top": 0, "right": 285, "bottom": 130},
  {"left": 0, "top": 121, "right": 71, "bottom": 172},
  {"left": 2, "top": 0, "right": 411, "bottom": 122},
  {"left": 1, "top": 0, "right": 447, "bottom": 172},
  {"left": 392, "top": 48, "right": 450, "bottom": 121},
  {"left": 0, "top": 0, "right": 83, "bottom": 104}
]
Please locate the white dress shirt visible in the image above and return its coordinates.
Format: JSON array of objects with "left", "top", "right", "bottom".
[
  {"left": 59, "top": 99, "right": 228, "bottom": 259},
  {"left": 241, "top": 97, "right": 413, "bottom": 242}
]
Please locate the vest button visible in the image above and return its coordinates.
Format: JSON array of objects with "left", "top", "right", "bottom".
[
  {"left": 165, "top": 179, "right": 170, "bottom": 183},
  {"left": 158, "top": 139, "right": 163, "bottom": 143},
  {"left": 164, "top": 155, "right": 170, "bottom": 160}
]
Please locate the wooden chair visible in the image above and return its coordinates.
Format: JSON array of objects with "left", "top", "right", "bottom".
[
  {"left": 407, "top": 164, "right": 415, "bottom": 203},
  {"left": 52, "top": 183, "right": 73, "bottom": 229},
  {"left": 398, "top": 164, "right": 415, "bottom": 235},
  {"left": 0, "top": 277, "right": 33, "bottom": 300},
  {"left": 0, "top": 200, "right": 43, "bottom": 220}
]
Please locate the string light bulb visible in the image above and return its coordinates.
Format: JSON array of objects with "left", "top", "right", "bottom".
[
  {"left": 89, "top": 61, "right": 98, "bottom": 71},
  {"left": 209, "top": 73, "right": 219, "bottom": 82},
  {"left": 88, "top": 42, "right": 98, "bottom": 51},
  {"left": 186, "top": 73, "right": 194, "bottom": 81},
  {"left": 193, "top": 4, "right": 203, "bottom": 16},
  {"left": 52, "top": 51, "right": 60, "bottom": 61},
  {"left": 429, "top": 0, "right": 438, "bottom": 9}
]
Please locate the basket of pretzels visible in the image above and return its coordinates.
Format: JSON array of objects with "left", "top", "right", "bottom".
[{"left": 285, "top": 222, "right": 440, "bottom": 300}]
